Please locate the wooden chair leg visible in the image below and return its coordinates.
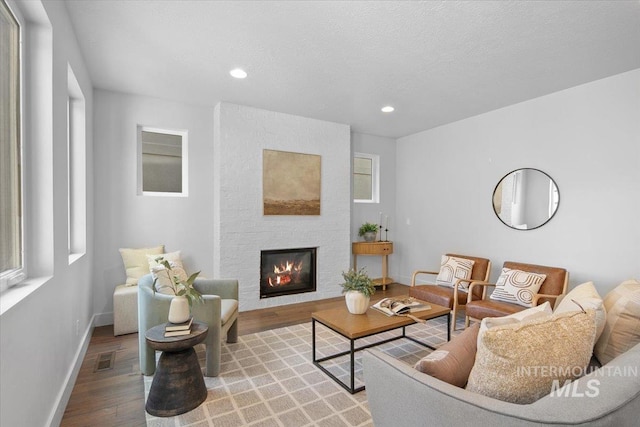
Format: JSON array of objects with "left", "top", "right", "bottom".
[
  {"left": 465, "top": 315, "right": 470, "bottom": 328},
  {"left": 451, "top": 306, "right": 458, "bottom": 332}
]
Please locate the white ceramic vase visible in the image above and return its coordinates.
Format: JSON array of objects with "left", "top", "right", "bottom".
[
  {"left": 168, "top": 295, "right": 190, "bottom": 323},
  {"left": 363, "top": 231, "right": 377, "bottom": 242},
  {"left": 345, "top": 290, "right": 370, "bottom": 314}
]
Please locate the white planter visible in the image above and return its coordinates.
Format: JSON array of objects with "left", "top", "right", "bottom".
[
  {"left": 168, "top": 295, "right": 190, "bottom": 323},
  {"left": 363, "top": 231, "right": 377, "bottom": 242},
  {"left": 345, "top": 290, "right": 370, "bottom": 314}
]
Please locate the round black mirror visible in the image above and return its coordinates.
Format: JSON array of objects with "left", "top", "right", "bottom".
[{"left": 493, "top": 168, "right": 559, "bottom": 230}]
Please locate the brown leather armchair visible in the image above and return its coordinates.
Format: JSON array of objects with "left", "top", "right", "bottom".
[
  {"left": 409, "top": 254, "right": 491, "bottom": 333},
  {"left": 465, "top": 261, "right": 568, "bottom": 326}
]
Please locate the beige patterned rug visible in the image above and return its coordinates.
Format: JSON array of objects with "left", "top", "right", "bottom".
[{"left": 145, "top": 315, "right": 459, "bottom": 427}]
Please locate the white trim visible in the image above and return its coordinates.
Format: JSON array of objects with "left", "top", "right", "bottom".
[{"left": 353, "top": 152, "right": 380, "bottom": 203}]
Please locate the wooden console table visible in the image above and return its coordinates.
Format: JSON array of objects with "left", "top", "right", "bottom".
[{"left": 352, "top": 241, "right": 393, "bottom": 290}]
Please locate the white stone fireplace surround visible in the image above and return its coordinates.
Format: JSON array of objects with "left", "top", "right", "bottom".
[{"left": 213, "top": 103, "right": 352, "bottom": 311}]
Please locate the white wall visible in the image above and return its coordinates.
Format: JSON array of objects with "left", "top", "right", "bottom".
[
  {"left": 351, "top": 132, "right": 397, "bottom": 278},
  {"left": 214, "top": 102, "right": 352, "bottom": 310},
  {"left": 0, "top": 1, "right": 94, "bottom": 426},
  {"left": 92, "top": 90, "right": 215, "bottom": 322},
  {"left": 395, "top": 69, "right": 640, "bottom": 295}
]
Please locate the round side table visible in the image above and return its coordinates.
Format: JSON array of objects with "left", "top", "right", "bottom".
[{"left": 145, "top": 321, "right": 208, "bottom": 417}]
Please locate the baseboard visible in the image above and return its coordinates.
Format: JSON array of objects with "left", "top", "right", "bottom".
[
  {"left": 94, "top": 310, "right": 114, "bottom": 327},
  {"left": 47, "top": 314, "right": 95, "bottom": 427}
]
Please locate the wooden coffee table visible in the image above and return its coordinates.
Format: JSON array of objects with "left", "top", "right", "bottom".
[{"left": 312, "top": 298, "right": 450, "bottom": 393}]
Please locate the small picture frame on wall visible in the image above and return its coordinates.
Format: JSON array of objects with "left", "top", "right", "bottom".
[{"left": 263, "top": 149, "right": 321, "bottom": 215}]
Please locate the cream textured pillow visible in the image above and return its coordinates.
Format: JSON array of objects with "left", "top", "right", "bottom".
[
  {"left": 119, "top": 245, "right": 165, "bottom": 285},
  {"left": 466, "top": 310, "right": 596, "bottom": 404},
  {"left": 147, "top": 251, "right": 187, "bottom": 295},
  {"left": 479, "top": 301, "right": 552, "bottom": 336},
  {"left": 554, "top": 281, "right": 606, "bottom": 341},
  {"left": 490, "top": 268, "right": 546, "bottom": 308},
  {"left": 414, "top": 323, "right": 479, "bottom": 388},
  {"left": 594, "top": 279, "right": 640, "bottom": 365},
  {"left": 435, "top": 255, "right": 475, "bottom": 290}
]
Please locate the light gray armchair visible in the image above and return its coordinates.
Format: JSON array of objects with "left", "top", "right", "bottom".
[{"left": 137, "top": 273, "right": 239, "bottom": 377}]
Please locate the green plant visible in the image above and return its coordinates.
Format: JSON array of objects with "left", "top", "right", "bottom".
[
  {"left": 340, "top": 267, "right": 376, "bottom": 297},
  {"left": 358, "top": 222, "right": 379, "bottom": 237},
  {"left": 152, "top": 257, "right": 203, "bottom": 306}
]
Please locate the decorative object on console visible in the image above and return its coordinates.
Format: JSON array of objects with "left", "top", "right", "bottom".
[
  {"left": 489, "top": 267, "right": 546, "bottom": 307},
  {"left": 594, "top": 279, "right": 640, "bottom": 365},
  {"left": 492, "top": 168, "right": 560, "bottom": 231},
  {"left": 340, "top": 267, "right": 376, "bottom": 314},
  {"left": 262, "top": 149, "right": 321, "bottom": 215},
  {"left": 358, "top": 222, "right": 379, "bottom": 242}
]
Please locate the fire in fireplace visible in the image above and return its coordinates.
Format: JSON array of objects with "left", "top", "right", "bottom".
[{"left": 260, "top": 247, "right": 317, "bottom": 298}]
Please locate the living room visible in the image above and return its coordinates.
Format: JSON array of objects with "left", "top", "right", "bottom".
[{"left": 1, "top": 1, "right": 639, "bottom": 426}]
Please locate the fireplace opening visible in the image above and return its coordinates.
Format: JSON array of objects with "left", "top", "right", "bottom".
[{"left": 260, "top": 247, "right": 317, "bottom": 299}]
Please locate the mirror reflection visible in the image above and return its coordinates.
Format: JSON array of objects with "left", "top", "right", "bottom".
[{"left": 493, "top": 168, "right": 559, "bottom": 230}]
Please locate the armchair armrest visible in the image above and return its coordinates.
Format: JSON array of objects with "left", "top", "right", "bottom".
[
  {"left": 466, "top": 281, "right": 494, "bottom": 302},
  {"left": 411, "top": 270, "right": 438, "bottom": 286},
  {"left": 532, "top": 293, "right": 564, "bottom": 309},
  {"left": 193, "top": 278, "right": 239, "bottom": 300}
]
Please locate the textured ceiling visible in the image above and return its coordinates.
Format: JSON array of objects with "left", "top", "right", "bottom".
[{"left": 64, "top": 0, "right": 640, "bottom": 138}]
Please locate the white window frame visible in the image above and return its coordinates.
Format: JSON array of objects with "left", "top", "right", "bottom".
[
  {"left": 353, "top": 152, "right": 380, "bottom": 204},
  {"left": 137, "top": 125, "right": 189, "bottom": 197},
  {"left": 67, "top": 64, "right": 86, "bottom": 262},
  {"left": 0, "top": 0, "right": 25, "bottom": 293}
]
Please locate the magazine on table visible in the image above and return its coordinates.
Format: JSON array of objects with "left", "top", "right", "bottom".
[{"left": 371, "top": 297, "right": 431, "bottom": 317}]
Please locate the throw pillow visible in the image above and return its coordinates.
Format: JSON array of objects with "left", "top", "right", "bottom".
[
  {"left": 489, "top": 267, "right": 546, "bottom": 308},
  {"left": 479, "top": 301, "right": 552, "bottom": 336},
  {"left": 147, "top": 251, "right": 187, "bottom": 295},
  {"left": 119, "top": 245, "right": 165, "bottom": 285},
  {"left": 466, "top": 309, "right": 596, "bottom": 404},
  {"left": 594, "top": 279, "right": 640, "bottom": 365},
  {"left": 554, "top": 281, "right": 606, "bottom": 341},
  {"left": 435, "top": 255, "right": 475, "bottom": 291},
  {"left": 414, "top": 323, "right": 480, "bottom": 388}
]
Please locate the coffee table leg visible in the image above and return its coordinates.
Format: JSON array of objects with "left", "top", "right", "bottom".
[
  {"left": 447, "top": 313, "right": 451, "bottom": 341},
  {"left": 350, "top": 339, "right": 355, "bottom": 393},
  {"left": 312, "top": 319, "right": 316, "bottom": 362}
]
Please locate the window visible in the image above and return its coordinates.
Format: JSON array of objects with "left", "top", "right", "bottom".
[
  {"left": 67, "top": 64, "right": 86, "bottom": 260},
  {"left": 0, "top": 0, "right": 24, "bottom": 291},
  {"left": 137, "top": 126, "right": 188, "bottom": 196},
  {"left": 353, "top": 152, "right": 379, "bottom": 203}
]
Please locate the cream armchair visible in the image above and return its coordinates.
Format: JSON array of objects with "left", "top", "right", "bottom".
[{"left": 137, "top": 273, "right": 239, "bottom": 377}]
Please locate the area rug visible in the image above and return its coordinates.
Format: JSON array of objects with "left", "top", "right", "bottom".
[{"left": 145, "top": 316, "right": 460, "bottom": 427}]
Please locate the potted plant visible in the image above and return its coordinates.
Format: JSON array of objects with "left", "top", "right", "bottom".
[
  {"left": 358, "top": 222, "right": 379, "bottom": 242},
  {"left": 340, "top": 267, "right": 376, "bottom": 314},
  {"left": 152, "top": 257, "right": 203, "bottom": 323}
]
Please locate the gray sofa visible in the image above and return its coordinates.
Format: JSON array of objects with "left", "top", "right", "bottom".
[{"left": 363, "top": 342, "right": 640, "bottom": 426}]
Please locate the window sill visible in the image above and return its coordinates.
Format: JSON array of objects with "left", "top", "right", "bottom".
[{"left": 0, "top": 276, "right": 52, "bottom": 316}]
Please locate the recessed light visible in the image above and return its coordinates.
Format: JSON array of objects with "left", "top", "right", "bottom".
[
  {"left": 381, "top": 106, "right": 394, "bottom": 113},
  {"left": 230, "top": 68, "right": 247, "bottom": 79}
]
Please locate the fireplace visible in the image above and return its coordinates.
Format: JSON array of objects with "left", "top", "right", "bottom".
[{"left": 260, "top": 247, "right": 317, "bottom": 299}]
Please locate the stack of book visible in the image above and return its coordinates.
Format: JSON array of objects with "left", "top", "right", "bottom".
[{"left": 164, "top": 317, "right": 193, "bottom": 337}]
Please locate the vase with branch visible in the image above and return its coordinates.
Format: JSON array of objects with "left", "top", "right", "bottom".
[{"left": 152, "top": 257, "right": 203, "bottom": 323}]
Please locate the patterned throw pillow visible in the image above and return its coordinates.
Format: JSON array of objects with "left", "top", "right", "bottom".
[
  {"left": 466, "top": 310, "right": 596, "bottom": 404},
  {"left": 489, "top": 268, "right": 546, "bottom": 307},
  {"left": 435, "top": 255, "right": 475, "bottom": 290},
  {"left": 147, "top": 251, "right": 187, "bottom": 295}
]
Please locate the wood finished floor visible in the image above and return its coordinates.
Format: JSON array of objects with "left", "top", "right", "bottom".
[{"left": 60, "top": 283, "right": 410, "bottom": 427}]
